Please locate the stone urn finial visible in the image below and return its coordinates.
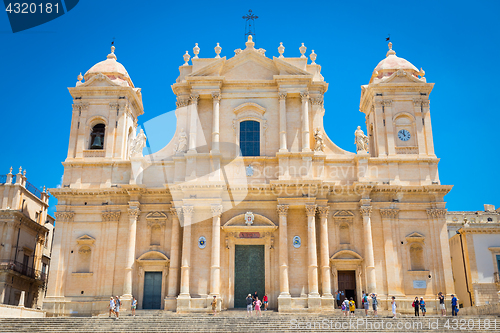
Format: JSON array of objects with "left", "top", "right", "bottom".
[
  {"left": 23, "top": 169, "right": 26, "bottom": 177},
  {"left": 299, "top": 43, "right": 307, "bottom": 58},
  {"left": 193, "top": 43, "right": 200, "bottom": 59},
  {"left": 18, "top": 166, "right": 22, "bottom": 174},
  {"left": 245, "top": 35, "right": 255, "bottom": 49},
  {"left": 9, "top": 166, "right": 12, "bottom": 174},
  {"left": 77, "top": 72, "right": 83, "bottom": 82},
  {"left": 310, "top": 50, "right": 317, "bottom": 64},
  {"left": 278, "top": 42, "right": 285, "bottom": 58},
  {"left": 43, "top": 186, "right": 46, "bottom": 193},
  {"left": 386, "top": 42, "right": 396, "bottom": 57},
  {"left": 183, "top": 51, "right": 191, "bottom": 66},
  {"left": 214, "top": 43, "right": 222, "bottom": 58}
]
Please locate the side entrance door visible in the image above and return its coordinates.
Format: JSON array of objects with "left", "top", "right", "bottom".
[
  {"left": 337, "top": 270, "right": 357, "bottom": 307},
  {"left": 234, "top": 245, "right": 265, "bottom": 308},
  {"left": 143, "top": 271, "right": 162, "bottom": 309}
]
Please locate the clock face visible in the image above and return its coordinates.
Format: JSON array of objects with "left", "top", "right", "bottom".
[{"left": 398, "top": 129, "right": 411, "bottom": 141}]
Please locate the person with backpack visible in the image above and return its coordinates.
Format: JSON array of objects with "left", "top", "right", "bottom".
[
  {"left": 114, "top": 296, "right": 121, "bottom": 319},
  {"left": 363, "top": 293, "right": 369, "bottom": 317},
  {"left": 342, "top": 298, "right": 349, "bottom": 317},
  {"left": 412, "top": 296, "right": 420, "bottom": 316},
  {"left": 371, "top": 293, "right": 378, "bottom": 317},
  {"left": 419, "top": 297, "right": 426, "bottom": 316},
  {"left": 349, "top": 297, "right": 356, "bottom": 317},
  {"left": 246, "top": 294, "right": 253, "bottom": 317},
  {"left": 451, "top": 294, "right": 458, "bottom": 316}
]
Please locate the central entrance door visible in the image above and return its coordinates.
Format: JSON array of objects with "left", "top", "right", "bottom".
[
  {"left": 338, "top": 270, "right": 357, "bottom": 307},
  {"left": 234, "top": 245, "right": 265, "bottom": 308},
  {"left": 143, "top": 271, "right": 162, "bottom": 309}
]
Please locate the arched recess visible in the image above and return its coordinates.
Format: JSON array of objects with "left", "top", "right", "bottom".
[
  {"left": 74, "top": 235, "right": 95, "bottom": 274},
  {"left": 405, "top": 232, "right": 427, "bottom": 272},
  {"left": 330, "top": 250, "right": 364, "bottom": 308},
  {"left": 136, "top": 250, "right": 170, "bottom": 310},
  {"left": 393, "top": 112, "right": 417, "bottom": 149},
  {"left": 86, "top": 116, "right": 108, "bottom": 150},
  {"left": 232, "top": 102, "right": 267, "bottom": 157}
]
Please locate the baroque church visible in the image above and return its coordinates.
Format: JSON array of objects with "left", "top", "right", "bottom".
[{"left": 45, "top": 36, "right": 455, "bottom": 315}]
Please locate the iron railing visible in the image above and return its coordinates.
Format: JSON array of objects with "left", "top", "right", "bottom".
[
  {"left": 25, "top": 180, "right": 42, "bottom": 199},
  {"left": 0, "top": 259, "right": 47, "bottom": 283},
  {"left": 0, "top": 174, "right": 6, "bottom": 184}
]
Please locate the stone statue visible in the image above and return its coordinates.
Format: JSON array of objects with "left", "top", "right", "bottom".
[
  {"left": 174, "top": 128, "right": 188, "bottom": 154},
  {"left": 129, "top": 129, "right": 147, "bottom": 157},
  {"left": 354, "top": 126, "right": 369, "bottom": 152},
  {"left": 313, "top": 128, "right": 325, "bottom": 152}
]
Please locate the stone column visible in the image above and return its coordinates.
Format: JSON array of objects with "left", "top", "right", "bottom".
[
  {"left": 300, "top": 91, "right": 311, "bottom": 152},
  {"left": 421, "top": 101, "right": 435, "bottom": 156},
  {"left": 210, "top": 205, "right": 222, "bottom": 296},
  {"left": 167, "top": 208, "right": 182, "bottom": 301},
  {"left": 188, "top": 94, "right": 199, "bottom": 153},
  {"left": 305, "top": 203, "right": 320, "bottom": 308},
  {"left": 0, "top": 221, "right": 15, "bottom": 260},
  {"left": 429, "top": 208, "right": 455, "bottom": 296},
  {"left": 380, "top": 208, "right": 401, "bottom": 297},
  {"left": 382, "top": 100, "right": 396, "bottom": 156},
  {"left": 211, "top": 93, "right": 220, "bottom": 153},
  {"left": 413, "top": 99, "right": 427, "bottom": 156},
  {"left": 123, "top": 207, "right": 140, "bottom": 298},
  {"left": 277, "top": 204, "right": 291, "bottom": 309},
  {"left": 360, "top": 205, "right": 376, "bottom": 294},
  {"left": 179, "top": 206, "right": 194, "bottom": 298},
  {"left": 278, "top": 92, "right": 288, "bottom": 152},
  {"left": 318, "top": 206, "right": 333, "bottom": 302}
]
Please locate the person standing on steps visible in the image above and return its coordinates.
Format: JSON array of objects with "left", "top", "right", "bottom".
[
  {"left": 391, "top": 296, "right": 397, "bottom": 318},
  {"left": 252, "top": 291, "right": 258, "bottom": 310},
  {"left": 349, "top": 297, "right": 356, "bottom": 317},
  {"left": 451, "top": 294, "right": 458, "bottom": 316},
  {"left": 246, "top": 294, "right": 253, "bottom": 317},
  {"left": 115, "top": 296, "right": 121, "bottom": 319},
  {"left": 419, "top": 297, "right": 426, "bottom": 316},
  {"left": 109, "top": 297, "right": 115, "bottom": 318},
  {"left": 342, "top": 298, "right": 349, "bottom": 317},
  {"left": 438, "top": 292, "right": 446, "bottom": 316},
  {"left": 363, "top": 293, "right": 369, "bottom": 317},
  {"left": 254, "top": 297, "right": 262, "bottom": 317},
  {"left": 371, "top": 293, "right": 378, "bottom": 317},
  {"left": 212, "top": 295, "right": 217, "bottom": 316},
  {"left": 263, "top": 294, "right": 268, "bottom": 311},
  {"left": 335, "top": 290, "right": 341, "bottom": 309},
  {"left": 412, "top": 296, "right": 420, "bottom": 317},
  {"left": 131, "top": 297, "right": 137, "bottom": 317}
]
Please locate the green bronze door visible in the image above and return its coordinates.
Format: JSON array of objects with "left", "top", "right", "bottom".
[
  {"left": 143, "top": 272, "right": 162, "bottom": 309},
  {"left": 234, "top": 245, "right": 265, "bottom": 308}
]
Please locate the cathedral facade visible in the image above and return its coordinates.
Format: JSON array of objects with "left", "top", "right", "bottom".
[{"left": 45, "top": 37, "right": 455, "bottom": 315}]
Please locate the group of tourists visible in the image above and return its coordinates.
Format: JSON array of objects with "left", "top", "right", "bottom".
[
  {"left": 245, "top": 291, "right": 268, "bottom": 317},
  {"left": 108, "top": 296, "right": 136, "bottom": 319}
]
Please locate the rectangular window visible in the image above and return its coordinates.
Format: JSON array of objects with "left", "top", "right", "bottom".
[{"left": 240, "top": 121, "right": 260, "bottom": 156}]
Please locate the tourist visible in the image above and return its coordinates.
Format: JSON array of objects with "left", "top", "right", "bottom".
[
  {"left": 212, "top": 295, "right": 217, "bottom": 316},
  {"left": 252, "top": 291, "right": 258, "bottom": 310},
  {"left": 349, "top": 297, "right": 356, "bottom": 317},
  {"left": 438, "top": 292, "right": 446, "bottom": 316},
  {"left": 263, "top": 294, "right": 268, "bottom": 311},
  {"left": 115, "top": 296, "right": 121, "bottom": 319},
  {"left": 371, "top": 293, "right": 378, "bottom": 317},
  {"left": 131, "top": 296, "right": 137, "bottom": 317},
  {"left": 391, "top": 296, "right": 397, "bottom": 318},
  {"left": 335, "top": 290, "right": 341, "bottom": 309},
  {"left": 451, "top": 294, "right": 458, "bottom": 316},
  {"left": 109, "top": 297, "right": 115, "bottom": 318},
  {"left": 254, "top": 296, "right": 262, "bottom": 317},
  {"left": 246, "top": 294, "right": 253, "bottom": 316},
  {"left": 412, "top": 296, "right": 420, "bottom": 316},
  {"left": 342, "top": 298, "right": 349, "bottom": 317},
  {"left": 363, "top": 293, "right": 369, "bottom": 317},
  {"left": 420, "top": 297, "right": 426, "bottom": 316}
]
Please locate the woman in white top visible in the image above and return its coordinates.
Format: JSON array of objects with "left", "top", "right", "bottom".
[
  {"left": 391, "top": 296, "right": 397, "bottom": 318},
  {"left": 109, "top": 297, "right": 115, "bottom": 317}
]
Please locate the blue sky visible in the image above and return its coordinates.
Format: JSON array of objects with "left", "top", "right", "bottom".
[{"left": 1, "top": 0, "right": 498, "bottom": 215}]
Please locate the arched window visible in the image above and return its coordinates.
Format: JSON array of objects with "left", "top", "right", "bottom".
[
  {"left": 77, "top": 246, "right": 92, "bottom": 273},
  {"left": 150, "top": 225, "right": 161, "bottom": 246},
  {"left": 89, "top": 124, "right": 105, "bottom": 149},
  {"left": 339, "top": 224, "right": 350, "bottom": 244},
  {"left": 239, "top": 120, "right": 260, "bottom": 156},
  {"left": 410, "top": 244, "right": 424, "bottom": 271}
]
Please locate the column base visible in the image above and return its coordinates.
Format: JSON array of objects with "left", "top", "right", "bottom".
[
  {"left": 308, "top": 294, "right": 321, "bottom": 309},
  {"left": 176, "top": 294, "right": 191, "bottom": 311},
  {"left": 321, "top": 294, "right": 335, "bottom": 308},
  {"left": 120, "top": 294, "right": 132, "bottom": 311},
  {"left": 164, "top": 297, "right": 177, "bottom": 311},
  {"left": 277, "top": 294, "right": 292, "bottom": 311}
]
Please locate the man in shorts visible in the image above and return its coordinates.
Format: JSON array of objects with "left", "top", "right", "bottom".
[
  {"left": 114, "top": 296, "right": 121, "bottom": 319},
  {"left": 109, "top": 297, "right": 115, "bottom": 318},
  {"left": 246, "top": 294, "right": 253, "bottom": 316},
  {"left": 371, "top": 293, "right": 378, "bottom": 317},
  {"left": 363, "top": 293, "right": 369, "bottom": 316},
  {"left": 438, "top": 292, "right": 446, "bottom": 316}
]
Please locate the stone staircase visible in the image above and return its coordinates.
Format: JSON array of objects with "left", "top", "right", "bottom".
[{"left": 0, "top": 310, "right": 499, "bottom": 332}]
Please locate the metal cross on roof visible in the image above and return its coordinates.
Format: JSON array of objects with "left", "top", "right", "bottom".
[{"left": 243, "top": 9, "right": 258, "bottom": 42}]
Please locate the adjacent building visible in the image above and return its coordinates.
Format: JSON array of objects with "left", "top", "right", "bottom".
[
  {"left": 447, "top": 204, "right": 500, "bottom": 307},
  {"left": 0, "top": 167, "right": 53, "bottom": 309},
  {"left": 45, "top": 37, "right": 455, "bottom": 315}
]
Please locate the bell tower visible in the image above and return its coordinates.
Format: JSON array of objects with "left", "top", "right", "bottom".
[
  {"left": 360, "top": 43, "right": 436, "bottom": 159},
  {"left": 66, "top": 46, "right": 144, "bottom": 162}
]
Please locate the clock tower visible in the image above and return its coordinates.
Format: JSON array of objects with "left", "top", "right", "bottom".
[{"left": 360, "top": 43, "right": 436, "bottom": 159}]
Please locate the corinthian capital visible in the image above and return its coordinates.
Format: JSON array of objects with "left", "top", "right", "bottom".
[
  {"left": 102, "top": 211, "right": 121, "bottom": 222},
  {"left": 211, "top": 204, "right": 223, "bottom": 217},
  {"left": 311, "top": 96, "right": 324, "bottom": 106},
  {"left": 359, "top": 206, "right": 372, "bottom": 217},
  {"left": 426, "top": 208, "right": 447, "bottom": 219},
  {"left": 182, "top": 205, "right": 194, "bottom": 217},
  {"left": 382, "top": 100, "right": 392, "bottom": 107},
  {"left": 128, "top": 208, "right": 140, "bottom": 218},
  {"left": 170, "top": 207, "right": 182, "bottom": 219},
  {"left": 380, "top": 208, "right": 399, "bottom": 219},
  {"left": 277, "top": 204, "right": 289, "bottom": 216},
  {"left": 278, "top": 92, "right": 287, "bottom": 100},
  {"left": 317, "top": 206, "right": 330, "bottom": 218},
  {"left": 190, "top": 94, "right": 199, "bottom": 105},
  {"left": 300, "top": 91, "right": 310, "bottom": 101},
  {"left": 211, "top": 92, "right": 221, "bottom": 101},
  {"left": 305, "top": 203, "right": 317, "bottom": 217},
  {"left": 176, "top": 98, "right": 189, "bottom": 109},
  {"left": 54, "top": 211, "right": 75, "bottom": 222}
]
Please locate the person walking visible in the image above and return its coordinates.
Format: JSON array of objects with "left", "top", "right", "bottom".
[
  {"left": 438, "top": 292, "right": 446, "bottom": 316},
  {"left": 451, "top": 294, "right": 458, "bottom": 316},
  {"left": 263, "top": 294, "right": 268, "bottom": 311},
  {"left": 246, "top": 294, "right": 253, "bottom": 317},
  {"left": 412, "top": 296, "right": 420, "bottom": 316},
  {"left": 419, "top": 297, "right": 426, "bottom": 316},
  {"left": 131, "top": 297, "right": 137, "bottom": 317},
  {"left": 363, "top": 293, "right": 369, "bottom": 317},
  {"left": 114, "top": 296, "right": 121, "bottom": 319},
  {"left": 212, "top": 296, "right": 217, "bottom": 316},
  {"left": 342, "top": 298, "right": 349, "bottom": 317},
  {"left": 349, "top": 297, "right": 356, "bottom": 317},
  {"left": 109, "top": 297, "right": 115, "bottom": 318},
  {"left": 335, "top": 291, "right": 341, "bottom": 309},
  {"left": 254, "top": 297, "right": 262, "bottom": 317},
  {"left": 391, "top": 296, "right": 397, "bottom": 318},
  {"left": 371, "top": 293, "right": 378, "bottom": 317}
]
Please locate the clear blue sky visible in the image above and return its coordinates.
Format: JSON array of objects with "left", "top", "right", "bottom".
[{"left": 1, "top": 0, "right": 498, "bottom": 215}]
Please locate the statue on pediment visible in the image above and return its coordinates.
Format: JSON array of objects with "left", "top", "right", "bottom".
[
  {"left": 313, "top": 128, "right": 325, "bottom": 152},
  {"left": 174, "top": 128, "right": 188, "bottom": 154},
  {"left": 354, "top": 126, "right": 369, "bottom": 153},
  {"left": 130, "top": 129, "right": 147, "bottom": 158}
]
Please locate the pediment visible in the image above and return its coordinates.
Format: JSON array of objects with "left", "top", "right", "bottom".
[
  {"left": 137, "top": 250, "right": 170, "bottom": 262},
  {"left": 187, "top": 58, "right": 226, "bottom": 77},
  {"left": 273, "top": 57, "right": 312, "bottom": 76},
  {"left": 333, "top": 210, "right": 354, "bottom": 218},
  {"left": 233, "top": 102, "right": 266, "bottom": 116},
  {"left": 146, "top": 211, "right": 168, "bottom": 220},
  {"left": 221, "top": 51, "right": 279, "bottom": 80},
  {"left": 405, "top": 232, "right": 425, "bottom": 243},
  {"left": 222, "top": 213, "right": 276, "bottom": 228},
  {"left": 330, "top": 250, "right": 363, "bottom": 261},
  {"left": 76, "top": 234, "right": 95, "bottom": 245}
]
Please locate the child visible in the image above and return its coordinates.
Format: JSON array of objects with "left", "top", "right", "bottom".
[
  {"left": 391, "top": 296, "right": 396, "bottom": 318},
  {"left": 349, "top": 297, "right": 356, "bottom": 317},
  {"left": 131, "top": 297, "right": 137, "bottom": 317},
  {"left": 212, "top": 295, "right": 217, "bottom": 316},
  {"left": 254, "top": 296, "right": 262, "bottom": 317},
  {"left": 371, "top": 293, "right": 378, "bottom": 317}
]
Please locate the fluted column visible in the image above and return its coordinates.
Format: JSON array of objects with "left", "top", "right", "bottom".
[
  {"left": 300, "top": 91, "right": 311, "bottom": 152},
  {"left": 123, "top": 206, "right": 140, "bottom": 297},
  {"left": 211, "top": 93, "right": 220, "bottom": 153},
  {"left": 167, "top": 208, "right": 182, "bottom": 297},
  {"left": 278, "top": 92, "right": 288, "bottom": 152},
  {"left": 179, "top": 205, "right": 194, "bottom": 296},
  {"left": 305, "top": 204, "right": 319, "bottom": 296},
  {"left": 188, "top": 94, "right": 199, "bottom": 152},
  {"left": 277, "top": 204, "right": 290, "bottom": 296},
  {"left": 360, "top": 205, "right": 376, "bottom": 294},
  {"left": 210, "top": 205, "right": 222, "bottom": 296},
  {"left": 380, "top": 208, "right": 400, "bottom": 296},
  {"left": 318, "top": 206, "right": 332, "bottom": 297}
]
